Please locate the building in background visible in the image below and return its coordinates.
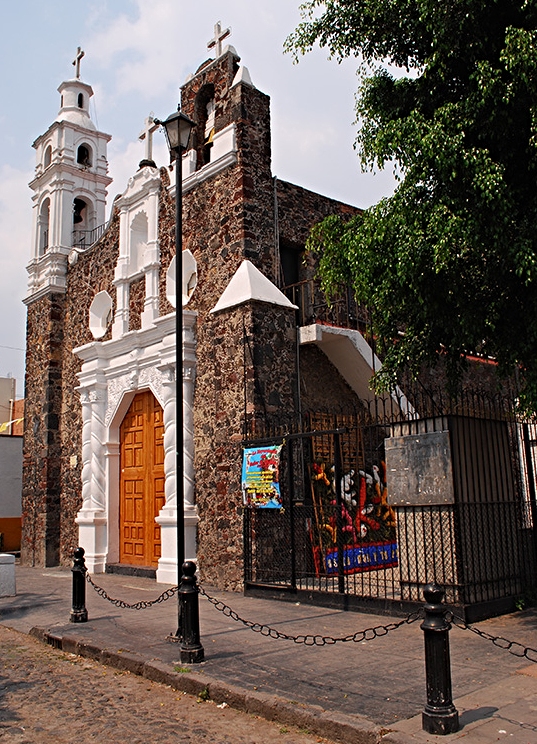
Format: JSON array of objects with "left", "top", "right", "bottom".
[{"left": 0, "top": 377, "right": 23, "bottom": 552}]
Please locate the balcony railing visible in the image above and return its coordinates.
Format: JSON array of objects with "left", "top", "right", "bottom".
[
  {"left": 282, "top": 279, "right": 370, "bottom": 334},
  {"left": 72, "top": 224, "right": 106, "bottom": 250}
]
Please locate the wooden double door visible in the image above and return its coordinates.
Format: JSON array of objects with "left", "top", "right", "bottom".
[{"left": 119, "top": 391, "right": 165, "bottom": 567}]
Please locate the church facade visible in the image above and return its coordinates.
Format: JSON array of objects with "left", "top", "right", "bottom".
[{"left": 21, "top": 34, "right": 386, "bottom": 586}]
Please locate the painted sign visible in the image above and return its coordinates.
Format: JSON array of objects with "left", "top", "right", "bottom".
[
  {"left": 325, "top": 541, "right": 398, "bottom": 574},
  {"left": 242, "top": 445, "right": 283, "bottom": 508}
]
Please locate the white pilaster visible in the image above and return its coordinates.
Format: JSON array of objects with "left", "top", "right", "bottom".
[
  {"left": 75, "top": 384, "right": 108, "bottom": 573},
  {"left": 155, "top": 364, "right": 179, "bottom": 583},
  {"left": 155, "top": 310, "right": 199, "bottom": 583}
]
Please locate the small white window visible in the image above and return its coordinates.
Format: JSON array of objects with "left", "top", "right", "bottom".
[
  {"left": 167, "top": 250, "right": 198, "bottom": 307},
  {"left": 89, "top": 291, "right": 113, "bottom": 339}
]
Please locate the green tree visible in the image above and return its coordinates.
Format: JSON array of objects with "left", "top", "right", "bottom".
[{"left": 286, "top": 0, "right": 537, "bottom": 411}]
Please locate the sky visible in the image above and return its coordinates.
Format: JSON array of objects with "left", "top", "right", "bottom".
[{"left": 0, "top": 0, "right": 397, "bottom": 401}]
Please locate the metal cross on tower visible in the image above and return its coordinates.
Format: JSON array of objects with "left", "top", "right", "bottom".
[
  {"left": 207, "top": 21, "right": 231, "bottom": 58},
  {"left": 73, "top": 47, "right": 85, "bottom": 79}
]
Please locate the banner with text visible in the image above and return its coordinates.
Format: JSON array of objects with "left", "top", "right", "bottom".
[
  {"left": 325, "top": 541, "right": 398, "bottom": 574},
  {"left": 242, "top": 445, "right": 283, "bottom": 508}
]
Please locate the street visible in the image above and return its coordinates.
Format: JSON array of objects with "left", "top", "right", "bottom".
[{"left": 0, "top": 625, "right": 333, "bottom": 744}]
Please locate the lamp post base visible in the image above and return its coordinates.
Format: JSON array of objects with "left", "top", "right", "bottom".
[
  {"left": 422, "top": 706, "right": 459, "bottom": 735},
  {"left": 180, "top": 644, "right": 205, "bottom": 664}
]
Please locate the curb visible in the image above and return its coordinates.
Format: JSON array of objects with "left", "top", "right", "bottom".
[{"left": 29, "top": 626, "right": 393, "bottom": 744}]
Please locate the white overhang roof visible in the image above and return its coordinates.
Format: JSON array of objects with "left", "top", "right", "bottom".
[{"left": 210, "top": 259, "right": 298, "bottom": 314}]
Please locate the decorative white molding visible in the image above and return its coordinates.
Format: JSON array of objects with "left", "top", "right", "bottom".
[
  {"left": 74, "top": 310, "right": 199, "bottom": 580},
  {"left": 159, "top": 366, "right": 177, "bottom": 511},
  {"left": 24, "top": 247, "right": 71, "bottom": 302},
  {"left": 112, "top": 165, "right": 161, "bottom": 336},
  {"left": 116, "top": 166, "right": 160, "bottom": 208}
]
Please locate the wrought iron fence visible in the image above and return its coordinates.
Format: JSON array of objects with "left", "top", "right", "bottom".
[
  {"left": 282, "top": 280, "right": 370, "bottom": 334},
  {"left": 72, "top": 223, "right": 106, "bottom": 249},
  {"left": 243, "top": 393, "right": 537, "bottom": 620}
]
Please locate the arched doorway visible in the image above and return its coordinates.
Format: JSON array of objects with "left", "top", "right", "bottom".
[{"left": 119, "top": 390, "right": 165, "bottom": 567}]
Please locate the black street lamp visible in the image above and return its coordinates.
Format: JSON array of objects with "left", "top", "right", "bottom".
[
  {"left": 157, "top": 107, "right": 204, "bottom": 661},
  {"left": 158, "top": 106, "right": 195, "bottom": 569}
]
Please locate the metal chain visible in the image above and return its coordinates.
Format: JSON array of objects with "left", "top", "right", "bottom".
[
  {"left": 85, "top": 572, "right": 179, "bottom": 609},
  {"left": 450, "top": 613, "right": 537, "bottom": 663},
  {"left": 199, "top": 585, "right": 422, "bottom": 645},
  {"left": 80, "top": 573, "right": 537, "bottom": 661}
]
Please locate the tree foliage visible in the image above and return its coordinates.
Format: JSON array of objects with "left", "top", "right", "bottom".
[{"left": 286, "top": 0, "right": 537, "bottom": 411}]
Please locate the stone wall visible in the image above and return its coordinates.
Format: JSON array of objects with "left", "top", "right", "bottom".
[
  {"left": 276, "top": 179, "right": 358, "bottom": 249},
  {"left": 182, "top": 62, "right": 274, "bottom": 316},
  {"left": 157, "top": 167, "right": 175, "bottom": 317},
  {"left": 181, "top": 53, "right": 286, "bottom": 588},
  {"left": 195, "top": 302, "right": 298, "bottom": 589},
  {"left": 299, "top": 345, "right": 360, "bottom": 412},
  {"left": 181, "top": 51, "right": 242, "bottom": 174},
  {"left": 276, "top": 179, "right": 359, "bottom": 285},
  {"left": 128, "top": 276, "right": 145, "bottom": 332},
  {"left": 22, "top": 293, "right": 66, "bottom": 566},
  {"left": 194, "top": 304, "right": 246, "bottom": 589}
]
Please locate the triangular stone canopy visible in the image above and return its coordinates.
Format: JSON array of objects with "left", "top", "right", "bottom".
[
  {"left": 232, "top": 65, "right": 254, "bottom": 88},
  {"left": 210, "top": 259, "right": 298, "bottom": 314}
]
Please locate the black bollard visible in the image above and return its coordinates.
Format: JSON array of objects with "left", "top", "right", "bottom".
[
  {"left": 70, "top": 547, "right": 88, "bottom": 623},
  {"left": 178, "top": 561, "right": 204, "bottom": 663},
  {"left": 421, "top": 584, "right": 459, "bottom": 735}
]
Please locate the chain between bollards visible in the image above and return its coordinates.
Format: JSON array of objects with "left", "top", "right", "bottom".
[
  {"left": 70, "top": 547, "right": 88, "bottom": 623},
  {"left": 421, "top": 583, "right": 459, "bottom": 735},
  {"left": 168, "top": 560, "right": 204, "bottom": 663}
]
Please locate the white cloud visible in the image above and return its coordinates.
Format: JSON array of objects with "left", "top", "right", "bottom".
[{"left": 87, "top": 1, "right": 189, "bottom": 101}]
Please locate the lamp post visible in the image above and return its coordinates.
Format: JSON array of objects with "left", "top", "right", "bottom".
[{"left": 157, "top": 107, "right": 204, "bottom": 659}]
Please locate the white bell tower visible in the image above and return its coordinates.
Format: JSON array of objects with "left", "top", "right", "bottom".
[{"left": 25, "top": 48, "right": 112, "bottom": 301}]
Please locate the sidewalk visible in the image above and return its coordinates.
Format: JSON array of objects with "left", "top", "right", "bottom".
[{"left": 1, "top": 565, "right": 537, "bottom": 744}]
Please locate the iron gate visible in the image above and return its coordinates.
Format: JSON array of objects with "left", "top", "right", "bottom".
[{"left": 243, "top": 408, "right": 537, "bottom": 619}]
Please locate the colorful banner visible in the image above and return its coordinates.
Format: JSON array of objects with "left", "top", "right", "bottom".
[
  {"left": 242, "top": 445, "right": 283, "bottom": 508},
  {"left": 325, "top": 541, "right": 398, "bottom": 574}
]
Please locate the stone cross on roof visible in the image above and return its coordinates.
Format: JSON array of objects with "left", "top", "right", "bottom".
[
  {"left": 139, "top": 115, "right": 159, "bottom": 162},
  {"left": 72, "top": 46, "right": 85, "bottom": 79},
  {"left": 207, "top": 21, "right": 231, "bottom": 58}
]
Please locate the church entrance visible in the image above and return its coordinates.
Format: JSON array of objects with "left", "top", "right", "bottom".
[{"left": 119, "top": 391, "right": 165, "bottom": 567}]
